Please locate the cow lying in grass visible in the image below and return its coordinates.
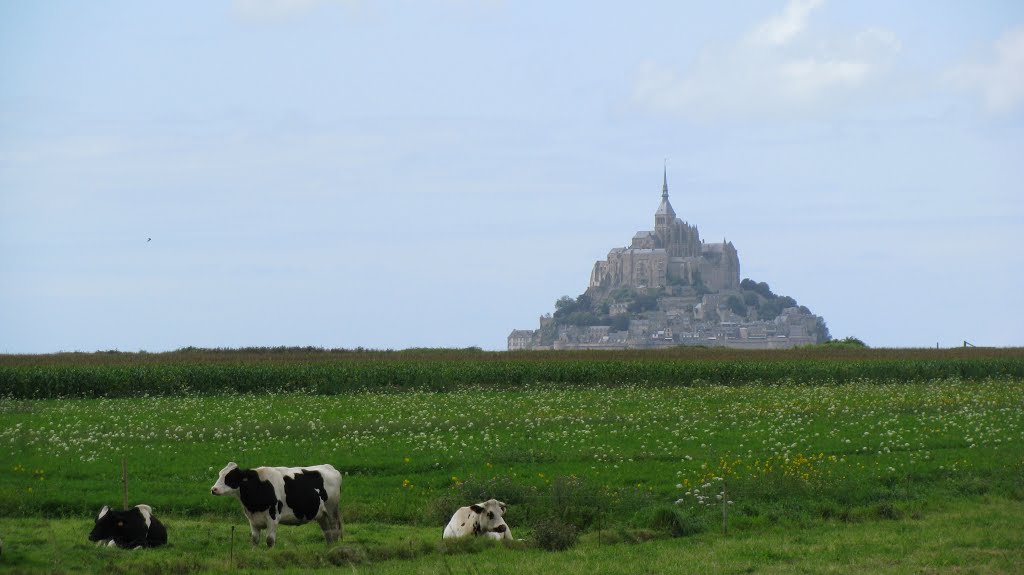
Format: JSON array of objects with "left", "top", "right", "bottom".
[
  {"left": 211, "top": 462, "right": 343, "bottom": 547},
  {"left": 89, "top": 504, "right": 168, "bottom": 549},
  {"left": 442, "top": 499, "right": 512, "bottom": 540}
]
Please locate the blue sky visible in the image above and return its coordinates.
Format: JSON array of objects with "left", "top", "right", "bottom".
[{"left": 2, "top": 0, "right": 1022, "bottom": 352}]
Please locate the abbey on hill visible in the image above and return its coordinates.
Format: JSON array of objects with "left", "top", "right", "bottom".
[
  {"left": 589, "top": 168, "right": 740, "bottom": 295},
  {"left": 509, "top": 169, "right": 829, "bottom": 350}
]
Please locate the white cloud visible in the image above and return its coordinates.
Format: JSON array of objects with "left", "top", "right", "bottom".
[
  {"left": 780, "top": 58, "right": 868, "bottom": 100},
  {"left": 748, "top": 0, "right": 822, "bottom": 46},
  {"left": 950, "top": 27, "right": 1024, "bottom": 114},
  {"left": 633, "top": 0, "right": 901, "bottom": 120}
]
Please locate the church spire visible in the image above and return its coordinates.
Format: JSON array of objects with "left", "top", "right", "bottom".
[
  {"left": 655, "top": 162, "right": 675, "bottom": 219},
  {"left": 662, "top": 160, "right": 669, "bottom": 199}
]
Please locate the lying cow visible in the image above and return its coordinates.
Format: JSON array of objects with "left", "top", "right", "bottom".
[
  {"left": 88, "top": 504, "right": 168, "bottom": 549},
  {"left": 211, "top": 462, "right": 342, "bottom": 547},
  {"left": 442, "top": 499, "right": 512, "bottom": 540}
]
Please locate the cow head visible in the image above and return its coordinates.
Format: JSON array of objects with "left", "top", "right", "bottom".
[
  {"left": 469, "top": 499, "right": 508, "bottom": 534},
  {"left": 88, "top": 505, "right": 143, "bottom": 543},
  {"left": 88, "top": 505, "right": 113, "bottom": 542},
  {"left": 211, "top": 462, "right": 244, "bottom": 496}
]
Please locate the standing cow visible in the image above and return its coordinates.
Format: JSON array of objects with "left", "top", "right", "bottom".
[
  {"left": 88, "top": 504, "right": 168, "bottom": 549},
  {"left": 442, "top": 499, "right": 512, "bottom": 540},
  {"left": 210, "top": 462, "right": 343, "bottom": 547}
]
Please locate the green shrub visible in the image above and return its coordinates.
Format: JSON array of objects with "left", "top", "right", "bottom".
[
  {"left": 424, "top": 495, "right": 463, "bottom": 527},
  {"left": 956, "top": 477, "right": 991, "bottom": 496},
  {"left": 874, "top": 502, "right": 902, "bottom": 520},
  {"left": 635, "top": 506, "right": 705, "bottom": 537},
  {"left": 327, "top": 545, "right": 366, "bottom": 566},
  {"left": 532, "top": 518, "right": 578, "bottom": 551},
  {"left": 365, "top": 539, "right": 436, "bottom": 562},
  {"left": 581, "top": 527, "right": 658, "bottom": 545},
  {"left": 546, "top": 475, "right": 610, "bottom": 530},
  {"left": 448, "top": 475, "right": 537, "bottom": 509}
]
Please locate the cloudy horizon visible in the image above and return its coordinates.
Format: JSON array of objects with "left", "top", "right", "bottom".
[{"left": 2, "top": 0, "right": 1022, "bottom": 352}]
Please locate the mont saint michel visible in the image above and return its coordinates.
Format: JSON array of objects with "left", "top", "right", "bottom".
[{"left": 509, "top": 169, "right": 829, "bottom": 351}]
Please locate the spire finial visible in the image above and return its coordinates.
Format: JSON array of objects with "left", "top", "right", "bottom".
[{"left": 662, "top": 159, "right": 668, "bottom": 198}]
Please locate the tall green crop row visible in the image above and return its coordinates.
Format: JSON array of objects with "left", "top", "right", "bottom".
[{"left": 2, "top": 357, "right": 1024, "bottom": 398}]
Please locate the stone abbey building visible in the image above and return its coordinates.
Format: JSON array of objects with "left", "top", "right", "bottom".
[
  {"left": 588, "top": 168, "right": 740, "bottom": 296},
  {"left": 509, "top": 169, "right": 828, "bottom": 350}
]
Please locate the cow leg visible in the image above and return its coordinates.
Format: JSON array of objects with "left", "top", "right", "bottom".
[
  {"left": 316, "top": 515, "right": 334, "bottom": 543},
  {"left": 318, "top": 501, "right": 343, "bottom": 542},
  {"left": 265, "top": 519, "right": 278, "bottom": 548},
  {"left": 249, "top": 524, "right": 261, "bottom": 546},
  {"left": 318, "top": 507, "right": 341, "bottom": 543}
]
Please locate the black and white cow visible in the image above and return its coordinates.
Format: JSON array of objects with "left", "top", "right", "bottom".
[
  {"left": 88, "top": 504, "right": 168, "bottom": 549},
  {"left": 442, "top": 499, "right": 512, "bottom": 540},
  {"left": 211, "top": 462, "right": 343, "bottom": 547}
]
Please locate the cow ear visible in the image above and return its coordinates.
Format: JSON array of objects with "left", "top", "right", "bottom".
[
  {"left": 470, "top": 504, "right": 484, "bottom": 514},
  {"left": 98, "top": 505, "right": 110, "bottom": 519},
  {"left": 498, "top": 501, "right": 507, "bottom": 513},
  {"left": 227, "top": 462, "right": 238, "bottom": 469}
]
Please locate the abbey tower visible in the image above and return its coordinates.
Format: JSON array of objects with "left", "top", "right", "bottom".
[{"left": 588, "top": 168, "right": 739, "bottom": 296}]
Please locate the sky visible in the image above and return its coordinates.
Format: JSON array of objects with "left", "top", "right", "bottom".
[{"left": 1, "top": 0, "right": 1022, "bottom": 352}]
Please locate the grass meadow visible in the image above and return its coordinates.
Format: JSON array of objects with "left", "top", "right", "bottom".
[{"left": 0, "top": 348, "right": 1022, "bottom": 573}]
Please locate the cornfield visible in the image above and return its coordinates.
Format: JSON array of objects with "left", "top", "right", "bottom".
[{"left": 1, "top": 347, "right": 1022, "bottom": 398}]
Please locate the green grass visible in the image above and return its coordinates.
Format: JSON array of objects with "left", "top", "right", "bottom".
[
  {"left": 1, "top": 497, "right": 1021, "bottom": 574},
  {"left": 0, "top": 370, "right": 1021, "bottom": 573},
  {"left": 2, "top": 379, "right": 1021, "bottom": 522}
]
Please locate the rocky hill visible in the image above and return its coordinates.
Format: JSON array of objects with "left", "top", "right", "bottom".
[{"left": 508, "top": 170, "right": 829, "bottom": 350}]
